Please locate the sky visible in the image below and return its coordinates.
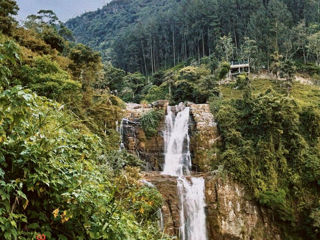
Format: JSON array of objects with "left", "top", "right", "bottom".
[{"left": 15, "top": 0, "right": 111, "bottom": 22}]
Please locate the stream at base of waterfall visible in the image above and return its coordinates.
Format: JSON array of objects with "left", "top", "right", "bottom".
[{"left": 162, "top": 103, "right": 208, "bottom": 240}]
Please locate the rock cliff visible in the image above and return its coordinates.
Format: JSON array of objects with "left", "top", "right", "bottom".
[
  {"left": 189, "top": 103, "right": 219, "bottom": 171},
  {"left": 122, "top": 101, "right": 219, "bottom": 171},
  {"left": 123, "top": 101, "right": 281, "bottom": 240},
  {"left": 143, "top": 172, "right": 281, "bottom": 240},
  {"left": 121, "top": 101, "right": 168, "bottom": 170}
]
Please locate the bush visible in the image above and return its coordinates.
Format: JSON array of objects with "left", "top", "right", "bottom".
[
  {"left": 172, "top": 80, "right": 195, "bottom": 104},
  {"left": 296, "top": 62, "right": 320, "bottom": 75},
  {"left": 144, "top": 84, "right": 169, "bottom": 103},
  {"left": 258, "top": 190, "right": 294, "bottom": 222},
  {"left": 106, "top": 150, "right": 144, "bottom": 172},
  {"left": 140, "top": 110, "right": 164, "bottom": 138},
  {"left": 19, "top": 56, "right": 81, "bottom": 102},
  {"left": 235, "top": 74, "right": 249, "bottom": 89},
  {"left": 0, "top": 87, "right": 169, "bottom": 240}
]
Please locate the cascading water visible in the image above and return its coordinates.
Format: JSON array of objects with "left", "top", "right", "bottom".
[
  {"left": 178, "top": 177, "right": 207, "bottom": 240},
  {"left": 162, "top": 104, "right": 191, "bottom": 176},
  {"left": 162, "top": 103, "right": 208, "bottom": 240},
  {"left": 118, "top": 118, "right": 126, "bottom": 150}
]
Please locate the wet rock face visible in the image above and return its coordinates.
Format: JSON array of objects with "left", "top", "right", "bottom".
[
  {"left": 122, "top": 101, "right": 219, "bottom": 172},
  {"left": 205, "top": 176, "right": 281, "bottom": 240},
  {"left": 143, "top": 172, "right": 181, "bottom": 236},
  {"left": 188, "top": 103, "right": 219, "bottom": 172},
  {"left": 143, "top": 173, "right": 281, "bottom": 240},
  {"left": 122, "top": 101, "right": 168, "bottom": 170}
]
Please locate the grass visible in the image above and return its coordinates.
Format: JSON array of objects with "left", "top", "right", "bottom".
[{"left": 220, "top": 78, "right": 320, "bottom": 108}]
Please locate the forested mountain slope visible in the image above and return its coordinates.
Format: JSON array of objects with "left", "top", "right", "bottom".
[
  {"left": 66, "top": 0, "right": 320, "bottom": 74},
  {"left": 66, "top": 0, "right": 179, "bottom": 61}
]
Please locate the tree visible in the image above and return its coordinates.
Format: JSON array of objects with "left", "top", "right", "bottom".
[
  {"left": 95, "top": 63, "right": 126, "bottom": 92},
  {"left": 294, "top": 21, "right": 309, "bottom": 64},
  {"left": 0, "top": 0, "right": 19, "bottom": 35},
  {"left": 121, "top": 72, "right": 146, "bottom": 102},
  {"left": 239, "top": 37, "right": 258, "bottom": 69},
  {"left": 270, "top": 51, "right": 284, "bottom": 77},
  {"left": 37, "top": 10, "right": 59, "bottom": 25},
  {"left": 216, "top": 35, "right": 234, "bottom": 61},
  {"left": 40, "top": 26, "right": 65, "bottom": 52},
  {"left": 0, "top": 40, "right": 20, "bottom": 88},
  {"left": 307, "top": 31, "right": 320, "bottom": 65},
  {"left": 280, "top": 59, "right": 296, "bottom": 94},
  {"left": 248, "top": 0, "right": 292, "bottom": 68},
  {"left": 24, "top": 10, "right": 73, "bottom": 50},
  {"left": 268, "top": 0, "right": 293, "bottom": 52}
]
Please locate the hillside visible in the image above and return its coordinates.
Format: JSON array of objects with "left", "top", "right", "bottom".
[
  {"left": 0, "top": 2, "right": 169, "bottom": 239},
  {"left": 66, "top": 0, "right": 178, "bottom": 61},
  {"left": 67, "top": 0, "right": 320, "bottom": 75}
]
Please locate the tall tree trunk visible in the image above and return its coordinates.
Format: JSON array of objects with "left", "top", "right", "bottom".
[
  {"left": 202, "top": 30, "right": 205, "bottom": 57},
  {"left": 172, "top": 26, "right": 176, "bottom": 66},
  {"left": 141, "top": 40, "right": 147, "bottom": 75},
  {"left": 150, "top": 38, "right": 154, "bottom": 75},
  {"left": 184, "top": 33, "right": 187, "bottom": 60}
]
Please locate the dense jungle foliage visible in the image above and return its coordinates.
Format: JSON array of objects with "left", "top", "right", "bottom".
[
  {"left": 210, "top": 77, "right": 320, "bottom": 239},
  {"left": 0, "top": 1, "right": 170, "bottom": 239}
]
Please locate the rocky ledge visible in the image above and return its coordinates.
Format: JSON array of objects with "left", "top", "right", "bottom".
[
  {"left": 122, "top": 101, "right": 219, "bottom": 171},
  {"left": 143, "top": 172, "right": 281, "bottom": 240}
]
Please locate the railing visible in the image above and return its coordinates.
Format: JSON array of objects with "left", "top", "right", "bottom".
[{"left": 230, "top": 60, "right": 249, "bottom": 66}]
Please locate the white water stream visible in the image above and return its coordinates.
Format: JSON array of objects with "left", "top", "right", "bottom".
[
  {"left": 162, "top": 103, "right": 208, "bottom": 240},
  {"left": 118, "top": 118, "right": 127, "bottom": 150},
  {"left": 162, "top": 104, "right": 191, "bottom": 176}
]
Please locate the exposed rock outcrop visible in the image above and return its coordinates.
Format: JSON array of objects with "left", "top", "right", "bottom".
[
  {"left": 121, "top": 101, "right": 168, "bottom": 170},
  {"left": 124, "top": 101, "right": 281, "bottom": 240},
  {"left": 143, "top": 172, "right": 181, "bottom": 236},
  {"left": 205, "top": 176, "right": 281, "bottom": 240},
  {"left": 122, "top": 101, "right": 219, "bottom": 172},
  {"left": 188, "top": 103, "right": 219, "bottom": 171},
  {"left": 143, "top": 172, "right": 281, "bottom": 240}
]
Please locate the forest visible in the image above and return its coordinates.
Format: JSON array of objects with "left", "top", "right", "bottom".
[
  {"left": 1, "top": 0, "right": 320, "bottom": 239},
  {"left": 67, "top": 0, "right": 320, "bottom": 74}
]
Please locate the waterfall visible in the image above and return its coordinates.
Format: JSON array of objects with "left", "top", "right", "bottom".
[
  {"left": 162, "top": 103, "right": 191, "bottom": 176},
  {"left": 158, "top": 209, "right": 164, "bottom": 230},
  {"left": 118, "top": 118, "right": 126, "bottom": 150},
  {"left": 162, "top": 103, "right": 208, "bottom": 240},
  {"left": 178, "top": 177, "right": 207, "bottom": 240}
]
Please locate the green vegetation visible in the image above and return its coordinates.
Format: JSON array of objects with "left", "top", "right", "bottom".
[
  {"left": 140, "top": 110, "right": 164, "bottom": 138},
  {"left": 0, "top": 0, "right": 18, "bottom": 35},
  {"left": 0, "top": 87, "right": 164, "bottom": 239},
  {"left": 2, "top": 0, "right": 320, "bottom": 239},
  {"left": 67, "top": 0, "right": 320, "bottom": 76},
  {"left": 0, "top": 1, "right": 169, "bottom": 239},
  {"left": 210, "top": 80, "right": 320, "bottom": 239}
]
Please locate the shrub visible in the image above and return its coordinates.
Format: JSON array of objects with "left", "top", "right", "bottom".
[
  {"left": 140, "top": 110, "right": 164, "bottom": 138},
  {"left": 19, "top": 56, "right": 81, "bottom": 102},
  {"left": 145, "top": 83, "right": 169, "bottom": 103},
  {"left": 235, "top": 74, "right": 249, "bottom": 89},
  {"left": 0, "top": 87, "right": 169, "bottom": 240}
]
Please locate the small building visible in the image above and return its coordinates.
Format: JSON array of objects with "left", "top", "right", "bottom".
[{"left": 229, "top": 60, "right": 250, "bottom": 77}]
